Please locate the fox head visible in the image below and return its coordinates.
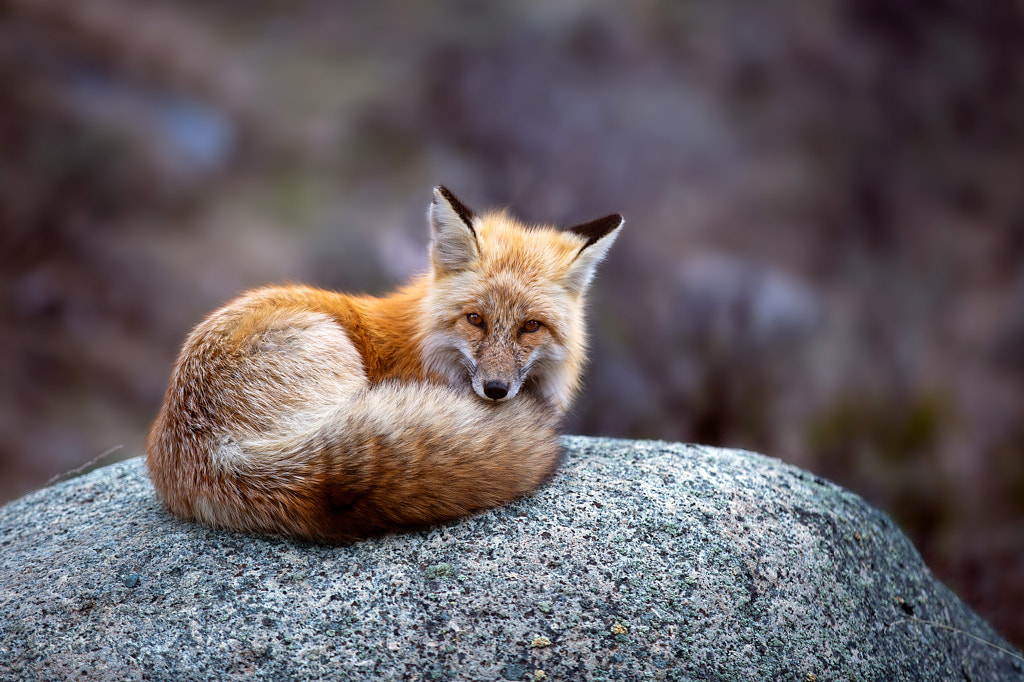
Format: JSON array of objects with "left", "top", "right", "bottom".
[{"left": 418, "top": 186, "right": 622, "bottom": 415}]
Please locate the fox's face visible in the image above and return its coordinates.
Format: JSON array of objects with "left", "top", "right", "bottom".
[
  {"left": 418, "top": 187, "right": 622, "bottom": 414},
  {"left": 450, "top": 274, "right": 565, "bottom": 405}
]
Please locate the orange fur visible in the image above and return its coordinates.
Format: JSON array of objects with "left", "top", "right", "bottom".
[{"left": 146, "top": 187, "right": 622, "bottom": 543}]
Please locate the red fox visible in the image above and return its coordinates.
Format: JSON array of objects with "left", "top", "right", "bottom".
[{"left": 146, "top": 187, "right": 622, "bottom": 542}]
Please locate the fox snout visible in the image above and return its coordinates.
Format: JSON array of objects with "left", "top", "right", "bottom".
[
  {"left": 472, "top": 370, "right": 521, "bottom": 403},
  {"left": 472, "top": 375, "right": 518, "bottom": 402},
  {"left": 471, "top": 342, "right": 522, "bottom": 403},
  {"left": 483, "top": 380, "right": 509, "bottom": 401}
]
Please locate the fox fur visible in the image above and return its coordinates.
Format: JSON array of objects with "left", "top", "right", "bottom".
[{"left": 146, "top": 186, "right": 622, "bottom": 543}]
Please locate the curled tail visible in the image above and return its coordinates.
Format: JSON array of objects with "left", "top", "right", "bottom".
[{"left": 147, "top": 382, "right": 562, "bottom": 543}]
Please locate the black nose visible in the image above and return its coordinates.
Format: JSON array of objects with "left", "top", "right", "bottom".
[{"left": 483, "top": 381, "right": 509, "bottom": 400}]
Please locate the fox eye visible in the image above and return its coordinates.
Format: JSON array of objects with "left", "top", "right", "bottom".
[
  {"left": 522, "top": 320, "right": 542, "bottom": 333},
  {"left": 466, "top": 313, "right": 485, "bottom": 328}
]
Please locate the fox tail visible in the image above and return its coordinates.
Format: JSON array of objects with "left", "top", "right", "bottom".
[{"left": 149, "top": 383, "right": 562, "bottom": 543}]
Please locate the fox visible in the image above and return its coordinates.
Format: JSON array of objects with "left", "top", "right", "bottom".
[{"left": 145, "top": 186, "right": 622, "bottom": 543}]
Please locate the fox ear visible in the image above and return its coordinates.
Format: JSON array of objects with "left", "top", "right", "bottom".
[
  {"left": 564, "top": 214, "right": 623, "bottom": 296},
  {"left": 429, "top": 186, "right": 480, "bottom": 273}
]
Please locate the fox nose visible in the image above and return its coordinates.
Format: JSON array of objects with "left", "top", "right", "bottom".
[{"left": 483, "top": 380, "right": 509, "bottom": 401}]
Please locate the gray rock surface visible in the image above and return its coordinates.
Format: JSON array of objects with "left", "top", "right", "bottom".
[{"left": 1, "top": 436, "right": 1021, "bottom": 681}]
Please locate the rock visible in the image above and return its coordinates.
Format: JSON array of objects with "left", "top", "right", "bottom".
[{"left": 1, "top": 437, "right": 1021, "bottom": 681}]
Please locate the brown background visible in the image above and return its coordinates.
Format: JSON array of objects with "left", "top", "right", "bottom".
[{"left": 2, "top": 0, "right": 1022, "bottom": 647}]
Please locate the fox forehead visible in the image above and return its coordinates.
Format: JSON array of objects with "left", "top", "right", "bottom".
[
  {"left": 467, "top": 272, "right": 563, "bottom": 325},
  {"left": 473, "top": 210, "right": 587, "bottom": 276},
  {"left": 434, "top": 212, "right": 583, "bottom": 323}
]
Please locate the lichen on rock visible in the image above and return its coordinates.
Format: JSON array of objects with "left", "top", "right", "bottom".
[{"left": 0, "top": 436, "right": 1020, "bottom": 681}]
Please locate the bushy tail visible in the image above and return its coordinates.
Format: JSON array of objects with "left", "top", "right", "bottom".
[{"left": 154, "top": 383, "right": 563, "bottom": 543}]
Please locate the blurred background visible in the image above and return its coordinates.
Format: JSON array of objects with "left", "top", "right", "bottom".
[{"left": 2, "top": 0, "right": 1022, "bottom": 647}]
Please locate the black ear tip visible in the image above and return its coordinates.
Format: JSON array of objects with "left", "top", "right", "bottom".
[
  {"left": 567, "top": 213, "right": 624, "bottom": 247},
  {"left": 433, "top": 185, "right": 461, "bottom": 205},
  {"left": 431, "top": 185, "right": 477, "bottom": 226}
]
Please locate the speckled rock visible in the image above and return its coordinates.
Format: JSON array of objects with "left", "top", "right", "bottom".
[{"left": 1, "top": 437, "right": 1021, "bottom": 681}]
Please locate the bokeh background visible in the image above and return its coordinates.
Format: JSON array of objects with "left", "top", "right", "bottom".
[{"left": 2, "top": 0, "right": 1022, "bottom": 647}]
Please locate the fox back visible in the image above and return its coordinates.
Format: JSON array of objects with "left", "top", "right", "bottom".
[{"left": 146, "top": 187, "right": 622, "bottom": 542}]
